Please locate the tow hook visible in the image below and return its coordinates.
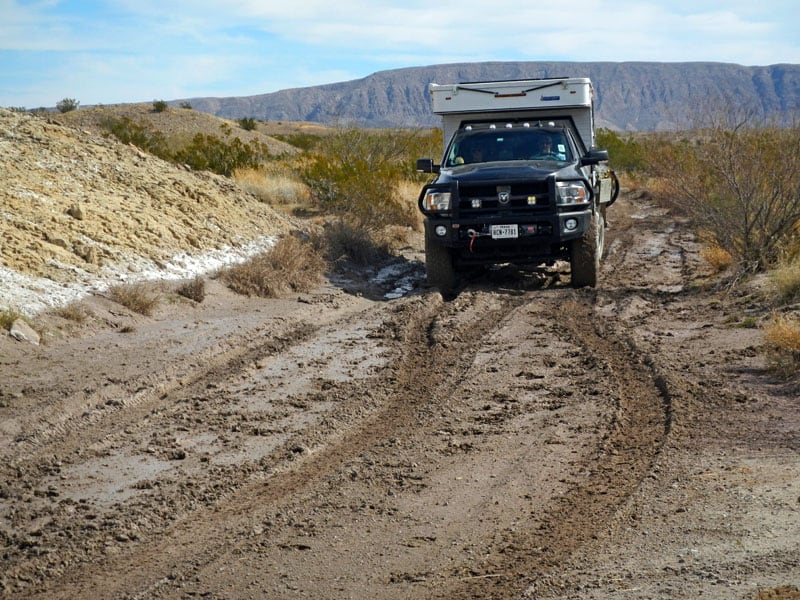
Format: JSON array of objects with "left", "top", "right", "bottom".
[{"left": 468, "top": 229, "right": 478, "bottom": 253}]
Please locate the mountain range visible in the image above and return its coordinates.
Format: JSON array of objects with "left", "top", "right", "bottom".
[{"left": 181, "top": 61, "right": 800, "bottom": 132}]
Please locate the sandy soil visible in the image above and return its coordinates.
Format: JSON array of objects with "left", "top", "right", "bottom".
[{"left": 1, "top": 109, "right": 799, "bottom": 599}]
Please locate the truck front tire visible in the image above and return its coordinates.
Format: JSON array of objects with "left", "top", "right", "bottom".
[
  {"left": 570, "top": 210, "right": 604, "bottom": 288},
  {"left": 425, "top": 237, "right": 458, "bottom": 292}
]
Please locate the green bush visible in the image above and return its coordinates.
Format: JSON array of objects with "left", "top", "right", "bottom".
[
  {"left": 596, "top": 128, "right": 645, "bottom": 173},
  {"left": 100, "top": 116, "right": 274, "bottom": 177},
  {"left": 272, "top": 132, "right": 322, "bottom": 151},
  {"left": 174, "top": 133, "right": 272, "bottom": 177},
  {"left": 152, "top": 100, "right": 169, "bottom": 113},
  {"left": 238, "top": 117, "right": 257, "bottom": 131},
  {"left": 301, "top": 127, "right": 438, "bottom": 230},
  {"left": 101, "top": 116, "right": 170, "bottom": 156},
  {"left": 56, "top": 98, "right": 79, "bottom": 113}
]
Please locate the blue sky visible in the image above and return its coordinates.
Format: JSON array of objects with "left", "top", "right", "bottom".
[{"left": 2, "top": 0, "right": 799, "bottom": 108}]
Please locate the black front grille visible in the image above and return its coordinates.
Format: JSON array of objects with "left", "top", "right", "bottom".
[{"left": 457, "top": 180, "right": 550, "bottom": 216}]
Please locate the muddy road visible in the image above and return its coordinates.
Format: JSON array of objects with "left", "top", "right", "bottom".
[{"left": 1, "top": 194, "right": 798, "bottom": 599}]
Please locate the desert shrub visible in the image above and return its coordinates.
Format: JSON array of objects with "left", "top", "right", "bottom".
[
  {"left": 180, "top": 102, "right": 193, "bottom": 109},
  {"left": 56, "top": 98, "right": 79, "bottom": 113},
  {"left": 272, "top": 132, "right": 322, "bottom": 151},
  {"left": 176, "top": 276, "right": 206, "bottom": 303},
  {"left": 642, "top": 119, "right": 800, "bottom": 273},
  {"left": 108, "top": 283, "right": 160, "bottom": 316},
  {"left": 238, "top": 117, "right": 257, "bottom": 131},
  {"left": 764, "top": 314, "right": 800, "bottom": 376},
  {"left": 152, "top": 100, "right": 169, "bottom": 113},
  {"left": 222, "top": 236, "right": 325, "bottom": 297},
  {"left": 101, "top": 116, "right": 171, "bottom": 157},
  {"left": 770, "top": 260, "right": 800, "bottom": 304},
  {"left": 301, "top": 126, "right": 438, "bottom": 230},
  {"left": 101, "top": 117, "right": 273, "bottom": 177},
  {"left": 174, "top": 133, "right": 272, "bottom": 177},
  {"left": 596, "top": 128, "right": 646, "bottom": 173}
]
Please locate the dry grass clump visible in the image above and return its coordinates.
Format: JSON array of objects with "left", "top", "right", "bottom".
[
  {"left": 764, "top": 314, "right": 800, "bottom": 376},
  {"left": 769, "top": 261, "right": 800, "bottom": 304},
  {"left": 55, "top": 302, "right": 89, "bottom": 323},
  {"left": 222, "top": 235, "right": 325, "bottom": 297},
  {"left": 315, "top": 219, "right": 392, "bottom": 267},
  {"left": 108, "top": 282, "right": 160, "bottom": 316},
  {"left": 176, "top": 276, "right": 206, "bottom": 303},
  {"left": 0, "top": 308, "right": 24, "bottom": 331},
  {"left": 701, "top": 244, "right": 734, "bottom": 273},
  {"left": 235, "top": 167, "right": 311, "bottom": 208},
  {"left": 395, "top": 179, "right": 425, "bottom": 232}
]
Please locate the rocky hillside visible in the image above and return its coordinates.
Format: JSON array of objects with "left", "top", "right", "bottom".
[
  {"left": 183, "top": 61, "right": 800, "bottom": 131},
  {"left": 0, "top": 107, "right": 296, "bottom": 315}
]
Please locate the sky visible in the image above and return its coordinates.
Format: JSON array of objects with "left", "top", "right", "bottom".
[{"left": 2, "top": 0, "right": 800, "bottom": 109}]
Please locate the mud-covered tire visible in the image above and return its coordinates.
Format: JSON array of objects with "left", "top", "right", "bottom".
[
  {"left": 425, "top": 237, "right": 458, "bottom": 292},
  {"left": 570, "top": 210, "right": 605, "bottom": 288}
]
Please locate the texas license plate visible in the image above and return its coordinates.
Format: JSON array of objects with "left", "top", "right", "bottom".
[{"left": 491, "top": 224, "right": 518, "bottom": 239}]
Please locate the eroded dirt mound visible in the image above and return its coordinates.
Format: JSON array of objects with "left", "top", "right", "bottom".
[{"left": 0, "top": 108, "right": 295, "bottom": 313}]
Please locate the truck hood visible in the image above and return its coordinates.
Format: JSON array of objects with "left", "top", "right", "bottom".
[{"left": 438, "top": 160, "right": 581, "bottom": 183}]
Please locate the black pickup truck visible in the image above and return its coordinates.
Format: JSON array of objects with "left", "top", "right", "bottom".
[{"left": 417, "top": 118, "right": 618, "bottom": 292}]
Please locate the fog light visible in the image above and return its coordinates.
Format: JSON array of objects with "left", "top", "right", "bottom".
[
  {"left": 564, "top": 218, "right": 578, "bottom": 231},
  {"left": 471, "top": 198, "right": 482, "bottom": 208},
  {"left": 435, "top": 225, "right": 447, "bottom": 237}
]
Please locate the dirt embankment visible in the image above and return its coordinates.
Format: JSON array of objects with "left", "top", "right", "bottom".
[
  {"left": 1, "top": 108, "right": 799, "bottom": 599},
  {"left": 0, "top": 107, "right": 296, "bottom": 314}
]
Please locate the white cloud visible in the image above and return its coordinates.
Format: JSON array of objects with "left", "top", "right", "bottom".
[{"left": 1, "top": 0, "right": 799, "bottom": 107}]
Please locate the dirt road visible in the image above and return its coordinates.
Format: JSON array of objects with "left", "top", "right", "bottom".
[{"left": 1, "top": 193, "right": 798, "bottom": 599}]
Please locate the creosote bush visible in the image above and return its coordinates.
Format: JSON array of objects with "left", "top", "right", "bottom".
[
  {"left": 596, "top": 128, "right": 645, "bottom": 173},
  {"left": 222, "top": 236, "right": 325, "bottom": 297},
  {"left": 101, "top": 116, "right": 274, "bottom": 177},
  {"left": 238, "top": 117, "right": 257, "bottom": 131},
  {"left": 109, "top": 283, "right": 160, "bottom": 316},
  {"left": 301, "top": 126, "right": 438, "bottom": 231},
  {"left": 56, "top": 98, "right": 79, "bottom": 113}
]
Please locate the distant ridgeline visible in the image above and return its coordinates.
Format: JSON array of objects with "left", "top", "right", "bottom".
[{"left": 183, "top": 61, "right": 800, "bottom": 132}]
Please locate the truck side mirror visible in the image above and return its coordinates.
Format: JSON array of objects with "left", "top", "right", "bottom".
[
  {"left": 416, "top": 158, "right": 440, "bottom": 174},
  {"left": 579, "top": 149, "right": 609, "bottom": 166}
]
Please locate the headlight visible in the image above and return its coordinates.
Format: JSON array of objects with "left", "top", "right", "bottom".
[
  {"left": 423, "top": 190, "right": 452, "bottom": 211},
  {"left": 555, "top": 181, "right": 589, "bottom": 206}
]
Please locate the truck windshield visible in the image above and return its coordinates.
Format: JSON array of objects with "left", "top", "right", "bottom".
[{"left": 445, "top": 129, "right": 571, "bottom": 167}]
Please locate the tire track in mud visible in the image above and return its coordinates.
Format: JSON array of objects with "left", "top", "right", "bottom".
[
  {"left": 18, "top": 292, "right": 528, "bottom": 599},
  {"left": 1, "top": 319, "right": 312, "bottom": 470},
  {"left": 437, "top": 292, "right": 673, "bottom": 600}
]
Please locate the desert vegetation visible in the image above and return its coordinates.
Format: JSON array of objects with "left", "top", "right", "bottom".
[
  {"left": 11, "top": 98, "right": 800, "bottom": 374},
  {"left": 607, "top": 115, "right": 800, "bottom": 375}
]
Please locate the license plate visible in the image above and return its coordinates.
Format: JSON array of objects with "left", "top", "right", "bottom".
[{"left": 491, "top": 224, "right": 518, "bottom": 239}]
